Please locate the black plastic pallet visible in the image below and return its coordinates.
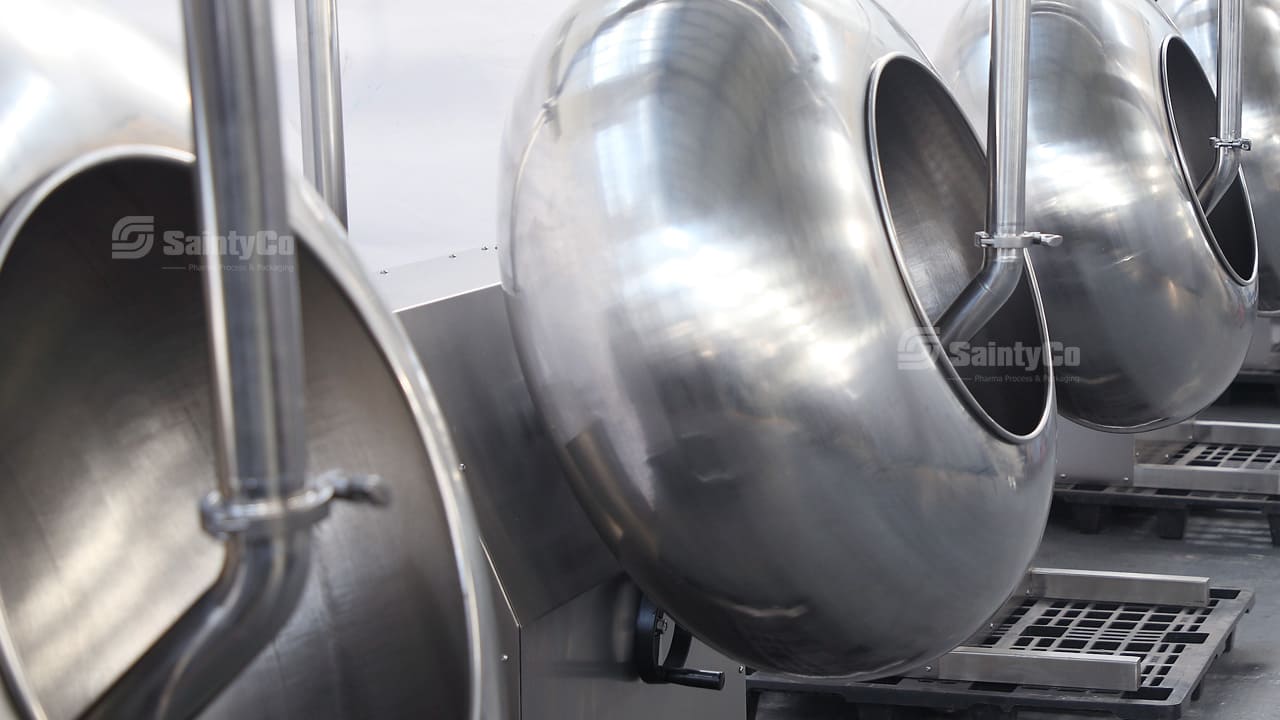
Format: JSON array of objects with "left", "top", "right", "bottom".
[
  {"left": 748, "top": 587, "right": 1254, "bottom": 720},
  {"left": 1055, "top": 482, "right": 1280, "bottom": 545}
]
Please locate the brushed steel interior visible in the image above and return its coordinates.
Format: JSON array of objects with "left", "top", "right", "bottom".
[
  {"left": 937, "top": 0, "right": 1259, "bottom": 432},
  {"left": 874, "top": 56, "right": 1050, "bottom": 437},
  {"left": 1167, "top": 0, "right": 1280, "bottom": 315},
  {"left": 502, "top": 0, "right": 1054, "bottom": 679},
  {"left": 0, "top": 156, "right": 475, "bottom": 719}
]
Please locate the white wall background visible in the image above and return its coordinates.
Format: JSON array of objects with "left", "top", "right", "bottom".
[{"left": 111, "top": 1, "right": 969, "bottom": 280}]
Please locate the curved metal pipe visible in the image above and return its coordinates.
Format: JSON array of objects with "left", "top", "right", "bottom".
[
  {"left": 82, "top": 0, "right": 309, "bottom": 717},
  {"left": 296, "top": 0, "right": 349, "bottom": 224},
  {"left": 938, "top": 248, "right": 1024, "bottom": 348},
  {"left": 1197, "top": 0, "right": 1249, "bottom": 214},
  {"left": 937, "top": 0, "right": 1051, "bottom": 345}
]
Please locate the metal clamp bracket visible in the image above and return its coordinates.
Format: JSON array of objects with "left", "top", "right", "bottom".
[
  {"left": 975, "top": 230, "right": 1064, "bottom": 249},
  {"left": 201, "top": 469, "right": 390, "bottom": 540},
  {"left": 1212, "top": 136, "right": 1253, "bottom": 151}
]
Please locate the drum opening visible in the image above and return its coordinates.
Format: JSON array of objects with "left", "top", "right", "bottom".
[
  {"left": 0, "top": 156, "right": 470, "bottom": 719},
  {"left": 1163, "top": 36, "right": 1258, "bottom": 285},
  {"left": 870, "top": 56, "right": 1051, "bottom": 440}
]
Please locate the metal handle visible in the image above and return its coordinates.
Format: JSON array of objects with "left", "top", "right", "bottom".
[{"left": 633, "top": 595, "right": 726, "bottom": 692}]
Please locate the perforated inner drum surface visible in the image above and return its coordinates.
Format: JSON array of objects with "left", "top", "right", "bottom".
[{"left": 0, "top": 158, "right": 469, "bottom": 719}]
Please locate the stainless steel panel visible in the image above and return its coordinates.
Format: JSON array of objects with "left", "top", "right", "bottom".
[
  {"left": 1142, "top": 405, "right": 1280, "bottom": 446},
  {"left": 521, "top": 576, "right": 744, "bottom": 720},
  {"left": 1056, "top": 418, "right": 1138, "bottom": 484},
  {"left": 501, "top": 0, "right": 1056, "bottom": 679},
  {"left": 1245, "top": 316, "right": 1280, "bottom": 371},
  {"left": 938, "top": 0, "right": 1258, "bottom": 431},
  {"left": 398, "top": 283, "right": 620, "bottom": 625},
  {"left": 1167, "top": 0, "right": 1280, "bottom": 314},
  {"left": 1025, "top": 569, "right": 1211, "bottom": 607},
  {"left": 912, "top": 647, "right": 1141, "bottom": 692}
]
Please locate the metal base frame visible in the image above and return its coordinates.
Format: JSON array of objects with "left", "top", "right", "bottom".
[{"left": 748, "top": 570, "right": 1253, "bottom": 720}]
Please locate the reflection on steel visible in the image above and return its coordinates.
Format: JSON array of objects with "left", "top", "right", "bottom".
[
  {"left": 1195, "top": 0, "right": 1250, "bottom": 214},
  {"left": 1024, "top": 569, "right": 1211, "bottom": 607},
  {"left": 295, "top": 0, "right": 349, "bottom": 223},
  {"left": 938, "top": 0, "right": 1061, "bottom": 347},
  {"left": 84, "top": 1, "right": 379, "bottom": 715},
  {"left": 0, "top": 3, "right": 502, "bottom": 717},
  {"left": 912, "top": 647, "right": 1141, "bottom": 692},
  {"left": 1167, "top": 0, "right": 1280, "bottom": 314},
  {"left": 502, "top": 0, "right": 1055, "bottom": 678},
  {"left": 938, "top": 0, "right": 1258, "bottom": 432}
]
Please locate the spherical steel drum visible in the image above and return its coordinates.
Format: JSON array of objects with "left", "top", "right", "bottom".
[
  {"left": 0, "top": 6, "right": 500, "bottom": 719},
  {"left": 501, "top": 0, "right": 1056, "bottom": 678},
  {"left": 937, "top": 0, "right": 1259, "bottom": 432},
  {"left": 1167, "top": 0, "right": 1280, "bottom": 315}
]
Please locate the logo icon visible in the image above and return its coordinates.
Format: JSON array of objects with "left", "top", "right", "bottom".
[
  {"left": 897, "top": 327, "right": 940, "bottom": 371},
  {"left": 111, "top": 216, "right": 155, "bottom": 259}
]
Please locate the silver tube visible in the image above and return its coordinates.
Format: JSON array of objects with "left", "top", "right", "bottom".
[
  {"left": 82, "top": 1, "right": 310, "bottom": 718},
  {"left": 937, "top": 0, "right": 1034, "bottom": 346},
  {"left": 987, "top": 0, "right": 1031, "bottom": 239},
  {"left": 1197, "top": 0, "right": 1248, "bottom": 214},
  {"left": 296, "top": 0, "right": 349, "bottom": 224},
  {"left": 938, "top": 248, "right": 1024, "bottom": 348}
]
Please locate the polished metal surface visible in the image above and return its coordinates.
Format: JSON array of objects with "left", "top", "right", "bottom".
[
  {"left": 937, "top": 0, "right": 1045, "bottom": 346},
  {"left": 938, "top": 0, "right": 1259, "bottom": 431},
  {"left": 911, "top": 647, "right": 1141, "bottom": 692},
  {"left": 503, "top": 0, "right": 1056, "bottom": 678},
  {"left": 0, "top": 1, "right": 190, "bottom": 213},
  {"left": 398, "top": 281, "right": 749, "bottom": 720},
  {"left": 398, "top": 283, "right": 619, "bottom": 626},
  {"left": 0, "top": 149, "right": 501, "bottom": 719},
  {"left": 295, "top": 0, "right": 349, "bottom": 223},
  {"left": 1194, "top": 0, "right": 1250, "bottom": 214},
  {"left": 1056, "top": 419, "right": 1138, "bottom": 484},
  {"left": 0, "top": 5, "right": 503, "bottom": 711},
  {"left": 1168, "top": 0, "right": 1280, "bottom": 314},
  {"left": 85, "top": 0, "right": 317, "bottom": 715},
  {"left": 1025, "top": 568, "right": 1211, "bottom": 606}
]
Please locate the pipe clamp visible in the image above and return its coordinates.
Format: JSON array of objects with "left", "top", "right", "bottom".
[
  {"left": 975, "top": 231, "right": 1064, "bottom": 249},
  {"left": 1212, "top": 136, "right": 1253, "bottom": 151},
  {"left": 200, "top": 470, "right": 390, "bottom": 540}
]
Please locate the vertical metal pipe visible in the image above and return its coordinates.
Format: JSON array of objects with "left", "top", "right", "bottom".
[
  {"left": 937, "top": 0, "right": 1036, "bottom": 348},
  {"left": 296, "top": 0, "right": 349, "bottom": 224},
  {"left": 81, "top": 1, "right": 311, "bottom": 717},
  {"left": 1197, "top": 0, "right": 1248, "bottom": 213},
  {"left": 987, "top": 0, "right": 1031, "bottom": 241}
]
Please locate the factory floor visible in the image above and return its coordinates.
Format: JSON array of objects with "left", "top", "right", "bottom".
[{"left": 1030, "top": 504, "right": 1280, "bottom": 720}]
